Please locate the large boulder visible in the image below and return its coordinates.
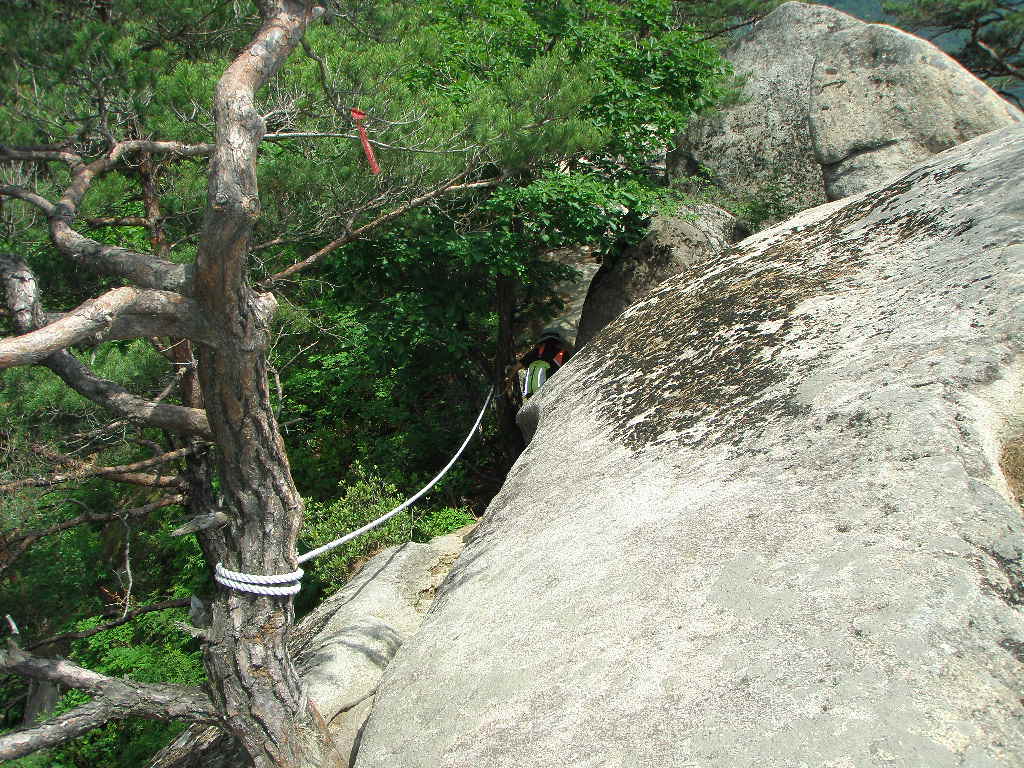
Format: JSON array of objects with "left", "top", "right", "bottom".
[
  {"left": 354, "top": 124, "right": 1024, "bottom": 767},
  {"left": 675, "top": 2, "right": 1021, "bottom": 216},
  {"left": 575, "top": 204, "right": 741, "bottom": 349},
  {"left": 147, "top": 528, "right": 473, "bottom": 768}
]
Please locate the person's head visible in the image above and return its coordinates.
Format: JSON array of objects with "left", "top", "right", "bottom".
[{"left": 538, "top": 327, "right": 567, "bottom": 347}]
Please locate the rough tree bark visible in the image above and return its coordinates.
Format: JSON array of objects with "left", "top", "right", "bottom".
[{"left": 184, "top": 2, "right": 342, "bottom": 766}]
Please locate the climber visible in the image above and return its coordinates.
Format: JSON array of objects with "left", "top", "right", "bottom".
[{"left": 519, "top": 327, "right": 572, "bottom": 398}]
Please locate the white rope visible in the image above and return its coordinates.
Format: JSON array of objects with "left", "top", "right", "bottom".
[
  {"left": 214, "top": 563, "right": 303, "bottom": 596},
  {"left": 215, "top": 388, "right": 493, "bottom": 596}
]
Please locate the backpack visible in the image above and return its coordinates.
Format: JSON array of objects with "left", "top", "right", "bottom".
[{"left": 523, "top": 359, "right": 551, "bottom": 398}]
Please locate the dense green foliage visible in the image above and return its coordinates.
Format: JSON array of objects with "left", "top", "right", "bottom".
[
  {"left": 0, "top": 1, "right": 753, "bottom": 765},
  {"left": 301, "top": 464, "right": 476, "bottom": 596}
]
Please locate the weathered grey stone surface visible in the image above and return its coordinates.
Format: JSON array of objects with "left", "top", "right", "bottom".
[
  {"left": 675, "top": 2, "right": 1021, "bottom": 217},
  {"left": 535, "top": 245, "right": 602, "bottom": 345},
  {"left": 147, "top": 527, "right": 473, "bottom": 768},
  {"left": 575, "top": 204, "right": 741, "bottom": 349},
  {"left": 356, "top": 125, "right": 1024, "bottom": 767},
  {"left": 295, "top": 528, "right": 472, "bottom": 733}
]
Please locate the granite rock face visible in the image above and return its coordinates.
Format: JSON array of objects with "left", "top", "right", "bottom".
[
  {"left": 574, "top": 204, "right": 741, "bottom": 349},
  {"left": 675, "top": 2, "right": 1021, "bottom": 218},
  {"left": 536, "top": 245, "right": 602, "bottom": 345},
  {"left": 356, "top": 124, "right": 1024, "bottom": 767}
]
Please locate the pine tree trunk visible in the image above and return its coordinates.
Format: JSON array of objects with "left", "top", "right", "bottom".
[
  {"left": 495, "top": 275, "right": 525, "bottom": 462},
  {"left": 190, "top": 3, "right": 341, "bottom": 766}
]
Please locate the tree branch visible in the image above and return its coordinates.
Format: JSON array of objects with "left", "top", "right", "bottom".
[
  {"left": 0, "top": 253, "right": 212, "bottom": 438},
  {"left": 84, "top": 216, "right": 151, "bottom": 228},
  {"left": 976, "top": 38, "right": 1024, "bottom": 80},
  {"left": 0, "top": 287, "right": 215, "bottom": 368},
  {"left": 0, "top": 444, "right": 199, "bottom": 492},
  {"left": 0, "top": 698, "right": 128, "bottom": 760},
  {"left": 0, "top": 496, "right": 185, "bottom": 576},
  {"left": 263, "top": 131, "right": 478, "bottom": 154},
  {"left": 25, "top": 599, "right": 192, "bottom": 652},
  {"left": 0, "top": 146, "right": 195, "bottom": 294},
  {"left": 0, "top": 495, "right": 185, "bottom": 577},
  {"left": 264, "top": 166, "right": 474, "bottom": 284},
  {"left": 46, "top": 351, "right": 213, "bottom": 437},
  {"left": 0, "top": 183, "right": 56, "bottom": 216},
  {"left": 48, "top": 221, "right": 196, "bottom": 295},
  {"left": 0, "top": 643, "right": 217, "bottom": 762}
]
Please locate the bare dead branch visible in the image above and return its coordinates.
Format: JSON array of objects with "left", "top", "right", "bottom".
[
  {"left": 24, "top": 599, "right": 192, "bottom": 652},
  {"left": 445, "top": 177, "right": 503, "bottom": 192},
  {"left": 976, "top": 38, "right": 1024, "bottom": 79},
  {"left": 0, "top": 141, "right": 213, "bottom": 170},
  {"left": 5, "top": 468, "right": 183, "bottom": 491},
  {"left": 0, "top": 287, "right": 215, "bottom": 368},
  {"left": 265, "top": 166, "right": 474, "bottom": 283},
  {"left": 0, "top": 444, "right": 199, "bottom": 492},
  {"left": 84, "top": 216, "right": 151, "bottom": 227},
  {"left": 0, "top": 496, "right": 185, "bottom": 577},
  {"left": 0, "top": 643, "right": 217, "bottom": 762},
  {"left": 251, "top": 236, "right": 298, "bottom": 253},
  {"left": 694, "top": 15, "right": 765, "bottom": 43}
]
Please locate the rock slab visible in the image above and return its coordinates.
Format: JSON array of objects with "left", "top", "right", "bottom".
[
  {"left": 356, "top": 125, "right": 1024, "bottom": 767},
  {"left": 575, "top": 204, "right": 741, "bottom": 350},
  {"left": 675, "top": 2, "right": 1021, "bottom": 216}
]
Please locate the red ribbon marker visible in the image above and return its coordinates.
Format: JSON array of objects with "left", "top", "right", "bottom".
[{"left": 350, "top": 108, "right": 381, "bottom": 175}]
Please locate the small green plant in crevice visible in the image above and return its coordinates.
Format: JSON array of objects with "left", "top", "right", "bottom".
[
  {"left": 730, "top": 178, "right": 800, "bottom": 232},
  {"left": 672, "top": 162, "right": 800, "bottom": 234},
  {"left": 411, "top": 506, "right": 477, "bottom": 541}
]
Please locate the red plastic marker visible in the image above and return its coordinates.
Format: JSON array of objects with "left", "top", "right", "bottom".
[{"left": 350, "top": 108, "right": 381, "bottom": 175}]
